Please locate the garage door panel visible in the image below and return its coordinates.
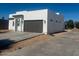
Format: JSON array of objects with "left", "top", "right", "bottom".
[{"left": 24, "top": 20, "right": 43, "bottom": 33}]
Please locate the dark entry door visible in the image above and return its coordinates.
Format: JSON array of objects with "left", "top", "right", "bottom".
[{"left": 24, "top": 20, "right": 43, "bottom": 33}]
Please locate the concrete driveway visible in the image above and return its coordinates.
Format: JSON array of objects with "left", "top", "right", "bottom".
[
  {"left": 0, "top": 32, "right": 42, "bottom": 42},
  {"left": 6, "top": 30, "right": 79, "bottom": 56},
  {"left": 0, "top": 32, "right": 42, "bottom": 48}
]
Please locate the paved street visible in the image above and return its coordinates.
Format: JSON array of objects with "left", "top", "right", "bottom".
[{"left": 5, "top": 30, "right": 79, "bottom": 56}]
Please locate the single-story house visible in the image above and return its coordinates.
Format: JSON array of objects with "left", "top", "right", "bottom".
[{"left": 9, "top": 9, "right": 65, "bottom": 34}]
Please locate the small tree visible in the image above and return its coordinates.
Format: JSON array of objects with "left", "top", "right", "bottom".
[
  {"left": 75, "top": 21, "right": 79, "bottom": 29},
  {"left": 65, "top": 20, "right": 74, "bottom": 29}
]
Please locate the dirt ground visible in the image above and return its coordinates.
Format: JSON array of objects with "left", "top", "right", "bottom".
[
  {"left": 5, "top": 29, "right": 79, "bottom": 56},
  {"left": 2, "top": 31, "right": 69, "bottom": 53},
  {"left": 1, "top": 29, "right": 79, "bottom": 56},
  {"left": 0, "top": 30, "right": 68, "bottom": 55},
  {"left": 9, "top": 34, "right": 48, "bottom": 51},
  {"left": 0, "top": 34, "right": 48, "bottom": 55},
  {"left": 0, "top": 30, "right": 9, "bottom": 33},
  {"left": 0, "top": 30, "right": 69, "bottom": 55}
]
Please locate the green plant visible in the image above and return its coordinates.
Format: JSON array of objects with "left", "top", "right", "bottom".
[
  {"left": 65, "top": 20, "right": 74, "bottom": 29},
  {"left": 75, "top": 21, "right": 79, "bottom": 29}
]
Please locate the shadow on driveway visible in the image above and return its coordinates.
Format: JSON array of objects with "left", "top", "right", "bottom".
[
  {"left": 0, "top": 39, "right": 15, "bottom": 50},
  {"left": 49, "top": 31, "right": 67, "bottom": 37}
]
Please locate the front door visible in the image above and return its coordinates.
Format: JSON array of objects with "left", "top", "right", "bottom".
[{"left": 15, "top": 18, "right": 23, "bottom": 32}]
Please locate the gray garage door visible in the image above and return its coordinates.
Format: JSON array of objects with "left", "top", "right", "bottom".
[{"left": 24, "top": 20, "right": 43, "bottom": 33}]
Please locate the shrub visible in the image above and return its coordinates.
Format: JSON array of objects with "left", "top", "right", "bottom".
[
  {"left": 75, "top": 22, "right": 79, "bottom": 29},
  {"left": 65, "top": 20, "right": 74, "bottom": 29}
]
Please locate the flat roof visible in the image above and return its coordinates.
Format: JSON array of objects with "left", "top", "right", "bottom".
[
  {"left": 13, "top": 14, "right": 23, "bottom": 17},
  {"left": 8, "top": 18, "right": 14, "bottom": 20}
]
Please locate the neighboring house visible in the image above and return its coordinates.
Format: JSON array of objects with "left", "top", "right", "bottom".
[
  {"left": 9, "top": 9, "right": 64, "bottom": 34},
  {"left": 0, "top": 19, "right": 8, "bottom": 30}
]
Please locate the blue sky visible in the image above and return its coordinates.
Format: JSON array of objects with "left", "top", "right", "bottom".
[{"left": 0, "top": 3, "right": 79, "bottom": 21}]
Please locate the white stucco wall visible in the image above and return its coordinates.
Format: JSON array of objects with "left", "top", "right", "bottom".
[
  {"left": 9, "top": 20, "right": 15, "bottom": 31},
  {"left": 23, "top": 9, "right": 48, "bottom": 34},
  {"left": 47, "top": 10, "right": 65, "bottom": 34},
  {"left": 9, "top": 14, "right": 15, "bottom": 31},
  {"left": 9, "top": 9, "right": 48, "bottom": 34},
  {"left": 9, "top": 9, "right": 64, "bottom": 34},
  {"left": 14, "top": 17, "right": 24, "bottom": 32},
  {"left": 9, "top": 13, "right": 24, "bottom": 32}
]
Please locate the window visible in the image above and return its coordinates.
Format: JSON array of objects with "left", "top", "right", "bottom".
[
  {"left": 16, "top": 19, "right": 20, "bottom": 26},
  {"left": 50, "top": 19, "right": 53, "bottom": 22},
  {"left": 13, "top": 21, "right": 14, "bottom": 26}
]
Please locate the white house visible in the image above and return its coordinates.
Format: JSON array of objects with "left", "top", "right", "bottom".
[{"left": 9, "top": 9, "right": 65, "bottom": 34}]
